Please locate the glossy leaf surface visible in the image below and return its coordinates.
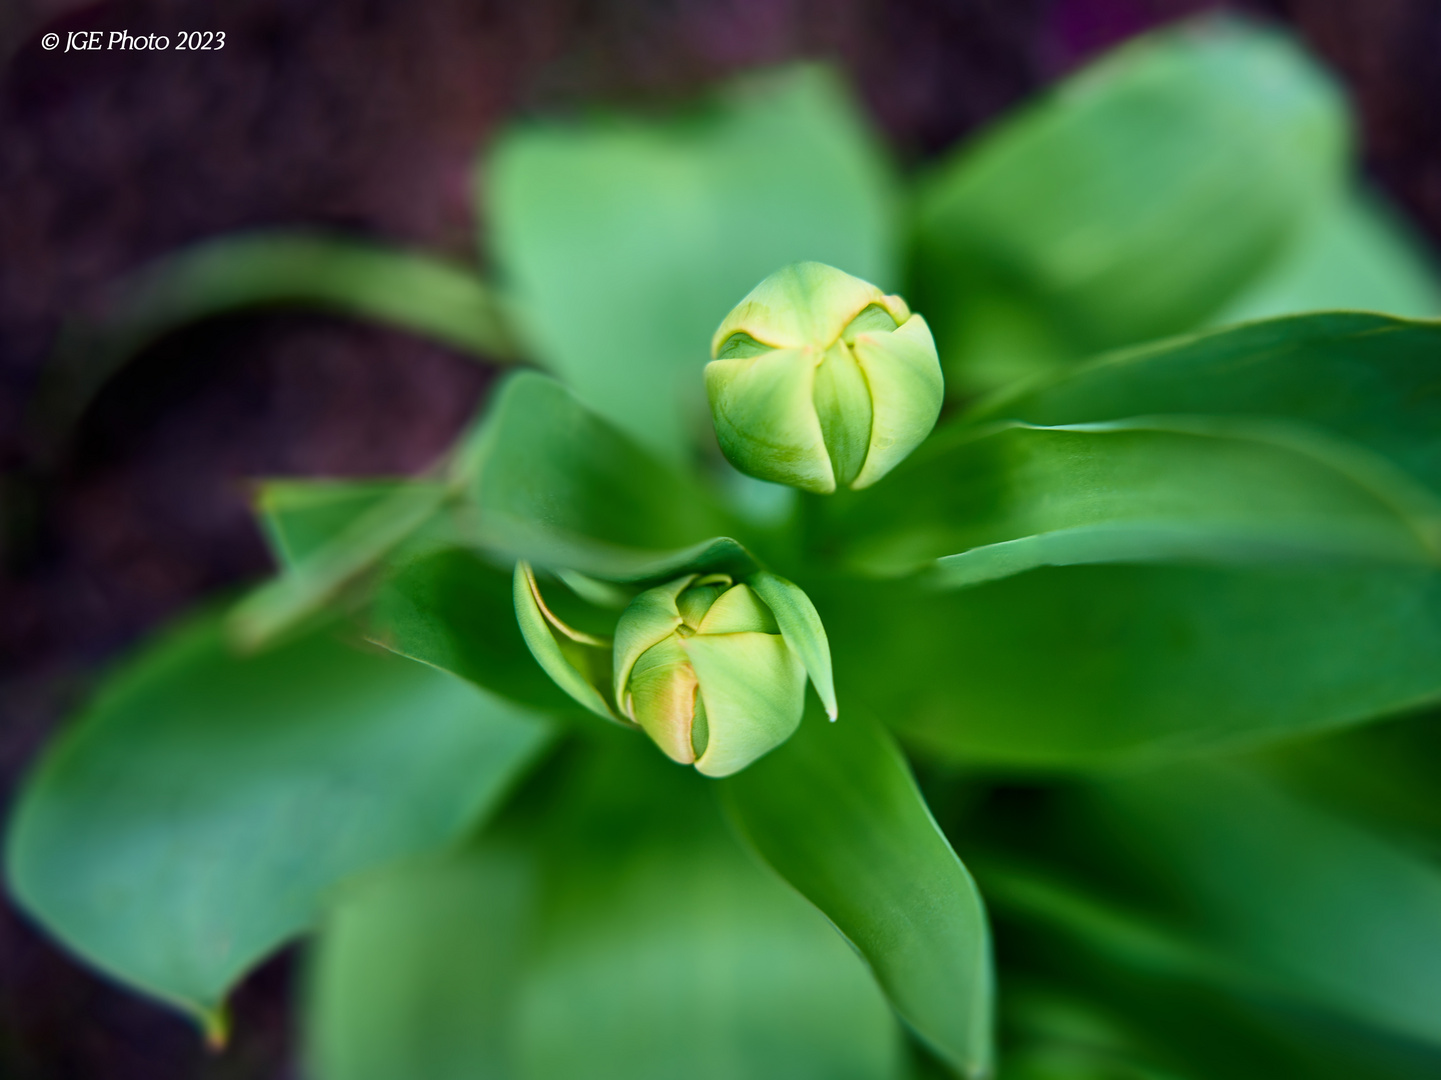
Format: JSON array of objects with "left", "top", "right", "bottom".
[
  {"left": 724, "top": 706, "right": 993, "bottom": 1076},
  {"left": 832, "top": 416, "right": 1441, "bottom": 582},
  {"left": 486, "top": 65, "right": 895, "bottom": 458},
  {"left": 5, "top": 611, "right": 551, "bottom": 1021},
  {"left": 821, "top": 563, "right": 1441, "bottom": 768},
  {"left": 369, "top": 549, "right": 578, "bottom": 713},
  {"left": 973, "top": 314, "right": 1441, "bottom": 493},
  {"left": 456, "top": 371, "right": 738, "bottom": 578}
]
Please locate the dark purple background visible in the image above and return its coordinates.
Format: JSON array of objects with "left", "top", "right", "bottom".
[{"left": 3, "top": 1, "right": 1439, "bottom": 1075}]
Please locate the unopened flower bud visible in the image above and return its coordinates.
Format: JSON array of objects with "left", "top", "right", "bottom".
[
  {"left": 707, "top": 262, "right": 944, "bottom": 494},
  {"left": 613, "top": 572, "right": 829, "bottom": 777}
]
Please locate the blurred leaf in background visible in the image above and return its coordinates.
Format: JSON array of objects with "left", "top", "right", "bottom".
[{"left": 484, "top": 65, "right": 897, "bottom": 460}]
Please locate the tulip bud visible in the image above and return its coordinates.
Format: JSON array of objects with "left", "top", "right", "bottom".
[
  {"left": 707, "top": 262, "right": 944, "bottom": 494},
  {"left": 613, "top": 572, "right": 821, "bottom": 777}
]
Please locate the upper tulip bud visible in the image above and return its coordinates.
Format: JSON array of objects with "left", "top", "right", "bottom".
[
  {"left": 707, "top": 262, "right": 944, "bottom": 494},
  {"left": 613, "top": 571, "right": 832, "bottom": 777}
]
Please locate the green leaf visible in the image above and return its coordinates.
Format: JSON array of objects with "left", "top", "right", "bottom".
[
  {"left": 485, "top": 64, "right": 896, "bottom": 459},
  {"left": 4, "top": 609, "right": 552, "bottom": 1022},
  {"left": 832, "top": 416, "right": 1441, "bottom": 583},
  {"left": 38, "top": 230, "right": 516, "bottom": 451},
  {"left": 306, "top": 838, "right": 537, "bottom": 1080},
  {"left": 455, "top": 370, "right": 741, "bottom": 579},
  {"left": 724, "top": 706, "right": 993, "bottom": 1077},
  {"left": 970, "top": 313, "right": 1441, "bottom": 493},
  {"left": 254, "top": 479, "right": 421, "bottom": 569},
  {"left": 306, "top": 730, "right": 904, "bottom": 1080},
  {"left": 232, "top": 480, "right": 453, "bottom": 647},
  {"left": 819, "top": 563, "right": 1441, "bottom": 768},
  {"left": 367, "top": 548, "right": 578, "bottom": 714},
  {"left": 1213, "top": 187, "right": 1441, "bottom": 325},
  {"left": 910, "top": 17, "right": 1346, "bottom": 392},
  {"left": 1055, "top": 764, "right": 1441, "bottom": 1046},
  {"left": 974, "top": 766, "right": 1441, "bottom": 1076}
]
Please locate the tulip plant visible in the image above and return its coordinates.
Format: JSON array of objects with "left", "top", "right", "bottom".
[{"left": 12, "top": 16, "right": 1441, "bottom": 1080}]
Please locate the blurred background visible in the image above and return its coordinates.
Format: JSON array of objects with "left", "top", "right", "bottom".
[{"left": 3, "top": 1, "right": 1441, "bottom": 1076}]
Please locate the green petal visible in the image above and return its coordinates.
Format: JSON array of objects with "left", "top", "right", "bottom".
[
  {"left": 4, "top": 610, "right": 550, "bottom": 1020},
  {"left": 814, "top": 341, "right": 875, "bottom": 489},
  {"left": 849, "top": 315, "right": 944, "bottom": 490},
  {"left": 696, "top": 583, "right": 779, "bottom": 635},
  {"left": 748, "top": 572, "right": 838, "bottom": 720},
  {"left": 626, "top": 636, "right": 700, "bottom": 765},
  {"left": 712, "top": 262, "right": 888, "bottom": 351},
  {"left": 513, "top": 562, "right": 617, "bottom": 721},
  {"left": 684, "top": 632, "right": 806, "bottom": 777},
  {"left": 707, "top": 348, "right": 835, "bottom": 493},
  {"left": 612, "top": 577, "right": 692, "bottom": 715}
]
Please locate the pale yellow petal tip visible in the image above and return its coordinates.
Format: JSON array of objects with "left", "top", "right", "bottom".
[{"left": 827, "top": 708, "right": 839, "bottom": 722}]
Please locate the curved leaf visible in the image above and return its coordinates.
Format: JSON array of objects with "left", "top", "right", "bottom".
[
  {"left": 971, "top": 313, "right": 1441, "bottom": 494},
  {"left": 4, "top": 610, "right": 551, "bottom": 1024},
  {"left": 38, "top": 230, "right": 516, "bottom": 449},
  {"left": 724, "top": 705, "right": 994, "bottom": 1077},
  {"left": 820, "top": 562, "right": 1441, "bottom": 768},
  {"left": 455, "top": 371, "right": 740, "bottom": 579},
  {"left": 833, "top": 416, "right": 1441, "bottom": 583},
  {"left": 367, "top": 548, "right": 577, "bottom": 714}
]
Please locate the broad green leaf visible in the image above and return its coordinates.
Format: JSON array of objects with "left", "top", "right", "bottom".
[
  {"left": 971, "top": 314, "right": 1441, "bottom": 493},
  {"left": 368, "top": 549, "right": 577, "bottom": 714},
  {"left": 455, "top": 370, "right": 741, "bottom": 579},
  {"left": 1055, "top": 764, "right": 1441, "bottom": 1046},
  {"left": 38, "top": 231, "right": 516, "bottom": 450},
  {"left": 819, "top": 562, "right": 1441, "bottom": 768},
  {"left": 307, "top": 730, "right": 904, "bottom": 1080},
  {"left": 4, "top": 609, "right": 551, "bottom": 1024},
  {"left": 485, "top": 64, "right": 896, "bottom": 459},
  {"left": 1214, "top": 187, "right": 1441, "bottom": 325},
  {"left": 831, "top": 416, "right": 1441, "bottom": 582},
  {"left": 723, "top": 705, "right": 993, "bottom": 1077},
  {"left": 910, "top": 17, "right": 1346, "bottom": 392}
]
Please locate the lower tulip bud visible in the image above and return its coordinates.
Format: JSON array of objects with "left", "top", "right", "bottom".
[{"left": 613, "top": 573, "right": 808, "bottom": 777}]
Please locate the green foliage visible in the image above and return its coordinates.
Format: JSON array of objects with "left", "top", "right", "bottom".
[
  {"left": 723, "top": 705, "right": 992, "bottom": 1077},
  {"left": 5, "top": 610, "right": 551, "bottom": 1026},
  {"left": 306, "top": 733, "right": 904, "bottom": 1080},
  {"left": 11, "top": 14, "right": 1441, "bottom": 1079},
  {"left": 486, "top": 65, "right": 896, "bottom": 460}
]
